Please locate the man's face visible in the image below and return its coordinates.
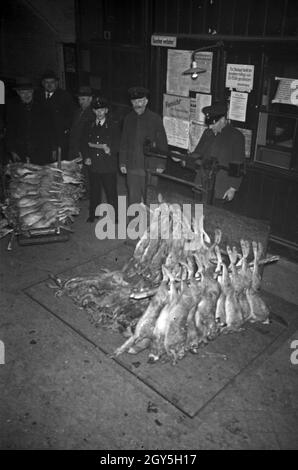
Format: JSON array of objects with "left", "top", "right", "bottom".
[
  {"left": 17, "top": 89, "right": 34, "bottom": 104},
  {"left": 131, "top": 97, "right": 148, "bottom": 115},
  {"left": 42, "top": 78, "right": 58, "bottom": 93},
  {"left": 78, "top": 96, "right": 92, "bottom": 110},
  {"left": 93, "top": 107, "right": 108, "bottom": 120},
  {"left": 209, "top": 116, "right": 226, "bottom": 135}
]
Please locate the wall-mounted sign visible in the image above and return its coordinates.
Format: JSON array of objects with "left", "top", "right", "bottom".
[
  {"left": 228, "top": 91, "right": 248, "bottom": 122},
  {"left": 272, "top": 77, "right": 298, "bottom": 106},
  {"left": 226, "top": 64, "right": 254, "bottom": 92},
  {"left": 151, "top": 35, "right": 177, "bottom": 48}
]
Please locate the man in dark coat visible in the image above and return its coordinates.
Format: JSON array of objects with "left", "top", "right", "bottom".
[
  {"left": 191, "top": 102, "right": 245, "bottom": 204},
  {"left": 36, "top": 70, "right": 76, "bottom": 160},
  {"left": 119, "top": 86, "right": 168, "bottom": 205},
  {"left": 68, "top": 85, "right": 94, "bottom": 160},
  {"left": 80, "top": 96, "right": 120, "bottom": 223},
  {"left": 5, "top": 78, "right": 55, "bottom": 164}
]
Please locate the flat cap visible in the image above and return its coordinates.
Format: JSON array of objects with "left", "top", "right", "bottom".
[
  {"left": 202, "top": 102, "right": 227, "bottom": 125},
  {"left": 128, "top": 86, "right": 149, "bottom": 100},
  {"left": 91, "top": 96, "right": 109, "bottom": 109},
  {"left": 77, "top": 85, "right": 93, "bottom": 97}
]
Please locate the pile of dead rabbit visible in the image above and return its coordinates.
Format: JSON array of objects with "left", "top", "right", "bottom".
[
  {"left": 1, "top": 159, "right": 84, "bottom": 232},
  {"left": 48, "top": 202, "right": 278, "bottom": 364}
]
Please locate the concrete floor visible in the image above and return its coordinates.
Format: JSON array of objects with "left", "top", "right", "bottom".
[{"left": 1, "top": 198, "right": 298, "bottom": 450}]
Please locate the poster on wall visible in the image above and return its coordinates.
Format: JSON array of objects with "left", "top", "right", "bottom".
[
  {"left": 190, "top": 52, "right": 213, "bottom": 94},
  {"left": 163, "top": 94, "right": 191, "bottom": 120},
  {"left": 226, "top": 64, "right": 254, "bottom": 92},
  {"left": 167, "top": 49, "right": 193, "bottom": 97},
  {"left": 272, "top": 77, "right": 298, "bottom": 106},
  {"left": 190, "top": 93, "right": 212, "bottom": 122},
  {"left": 163, "top": 116, "right": 190, "bottom": 149},
  {"left": 166, "top": 50, "right": 213, "bottom": 96},
  {"left": 228, "top": 91, "right": 248, "bottom": 122}
]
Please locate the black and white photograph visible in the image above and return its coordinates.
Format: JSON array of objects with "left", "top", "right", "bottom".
[{"left": 0, "top": 0, "right": 298, "bottom": 454}]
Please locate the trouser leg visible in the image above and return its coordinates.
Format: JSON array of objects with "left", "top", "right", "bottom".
[
  {"left": 88, "top": 171, "right": 102, "bottom": 217},
  {"left": 127, "top": 172, "right": 146, "bottom": 206},
  {"left": 100, "top": 172, "right": 118, "bottom": 223}
]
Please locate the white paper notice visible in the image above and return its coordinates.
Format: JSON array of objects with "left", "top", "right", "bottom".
[
  {"left": 163, "top": 116, "right": 190, "bottom": 149},
  {"left": 228, "top": 91, "right": 248, "bottom": 122},
  {"left": 191, "top": 93, "right": 212, "bottom": 123},
  {"left": 189, "top": 121, "right": 207, "bottom": 153},
  {"left": 167, "top": 50, "right": 193, "bottom": 97},
  {"left": 226, "top": 64, "right": 254, "bottom": 92},
  {"left": 190, "top": 52, "right": 213, "bottom": 94},
  {"left": 272, "top": 77, "right": 298, "bottom": 106},
  {"left": 167, "top": 50, "right": 213, "bottom": 96},
  {"left": 163, "top": 94, "right": 191, "bottom": 120}
]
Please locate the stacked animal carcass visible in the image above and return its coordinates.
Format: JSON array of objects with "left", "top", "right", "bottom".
[
  {"left": 1, "top": 159, "right": 84, "bottom": 233},
  {"left": 48, "top": 202, "right": 277, "bottom": 365}
]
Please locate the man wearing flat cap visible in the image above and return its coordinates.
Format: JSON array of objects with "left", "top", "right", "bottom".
[
  {"left": 36, "top": 70, "right": 76, "bottom": 160},
  {"left": 80, "top": 96, "right": 120, "bottom": 223},
  {"left": 119, "top": 86, "right": 168, "bottom": 205},
  {"left": 68, "top": 85, "right": 94, "bottom": 160},
  {"left": 191, "top": 101, "right": 245, "bottom": 203},
  {"left": 5, "top": 78, "right": 55, "bottom": 164}
]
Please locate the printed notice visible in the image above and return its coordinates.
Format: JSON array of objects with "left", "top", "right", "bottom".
[
  {"left": 190, "top": 52, "right": 213, "bottom": 94},
  {"left": 226, "top": 64, "right": 254, "bottom": 92},
  {"left": 228, "top": 91, "right": 248, "bottom": 122},
  {"left": 190, "top": 93, "right": 212, "bottom": 123},
  {"left": 166, "top": 50, "right": 212, "bottom": 96},
  {"left": 272, "top": 77, "right": 298, "bottom": 105},
  {"left": 163, "top": 94, "right": 191, "bottom": 120},
  {"left": 167, "top": 49, "right": 193, "bottom": 97},
  {"left": 163, "top": 116, "right": 190, "bottom": 149}
]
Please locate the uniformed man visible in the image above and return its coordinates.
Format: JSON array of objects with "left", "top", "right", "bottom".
[
  {"left": 191, "top": 102, "right": 245, "bottom": 204},
  {"left": 80, "top": 96, "right": 120, "bottom": 223}
]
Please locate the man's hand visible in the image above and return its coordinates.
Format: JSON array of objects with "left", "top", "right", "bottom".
[
  {"left": 223, "top": 187, "right": 236, "bottom": 201},
  {"left": 11, "top": 152, "right": 21, "bottom": 162},
  {"left": 156, "top": 167, "right": 164, "bottom": 174},
  {"left": 102, "top": 144, "right": 111, "bottom": 155},
  {"left": 120, "top": 165, "right": 127, "bottom": 175},
  {"left": 84, "top": 158, "right": 92, "bottom": 166}
]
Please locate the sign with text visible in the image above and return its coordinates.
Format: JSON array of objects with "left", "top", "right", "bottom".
[
  {"left": 226, "top": 64, "right": 254, "bottom": 92},
  {"left": 163, "top": 94, "right": 191, "bottom": 120},
  {"left": 272, "top": 77, "right": 298, "bottom": 106},
  {"left": 151, "top": 35, "right": 177, "bottom": 48}
]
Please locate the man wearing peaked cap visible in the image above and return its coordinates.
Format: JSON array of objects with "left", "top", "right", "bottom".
[
  {"left": 80, "top": 95, "right": 120, "bottom": 223},
  {"left": 191, "top": 100, "right": 245, "bottom": 204},
  {"left": 35, "top": 69, "right": 76, "bottom": 160},
  {"left": 68, "top": 86, "right": 94, "bottom": 160},
  {"left": 119, "top": 86, "right": 168, "bottom": 205}
]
